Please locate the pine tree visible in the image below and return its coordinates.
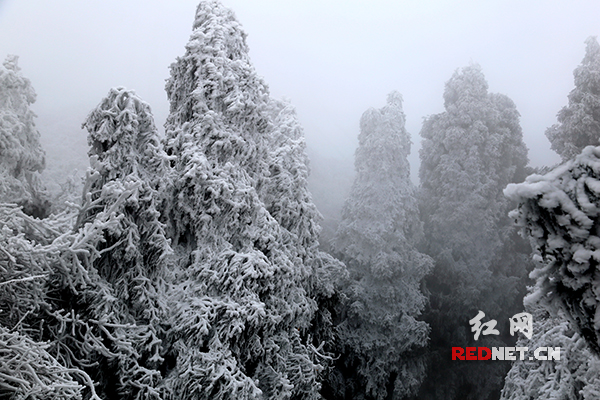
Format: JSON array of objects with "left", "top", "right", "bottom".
[
  {"left": 417, "top": 65, "right": 530, "bottom": 400},
  {"left": 0, "top": 87, "right": 172, "bottom": 399},
  {"left": 160, "top": 2, "right": 342, "bottom": 399},
  {"left": 328, "top": 92, "right": 432, "bottom": 400},
  {"left": 0, "top": 55, "right": 49, "bottom": 218},
  {"left": 546, "top": 37, "right": 600, "bottom": 161},
  {"left": 261, "top": 98, "right": 346, "bottom": 358},
  {"left": 33, "top": 87, "right": 173, "bottom": 400},
  {"left": 79, "top": 87, "right": 171, "bottom": 327}
]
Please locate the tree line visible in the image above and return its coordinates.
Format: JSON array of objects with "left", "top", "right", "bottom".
[{"left": 1, "top": 1, "right": 600, "bottom": 399}]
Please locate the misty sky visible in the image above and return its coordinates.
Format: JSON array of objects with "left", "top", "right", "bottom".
[{"left": 1, "top": 0, "right": 599, "bottom": 180}]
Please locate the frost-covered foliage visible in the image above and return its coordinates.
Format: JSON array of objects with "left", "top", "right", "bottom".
[
  {"left": 0, "top": 326, "right": 92, "bottom": 400},
  {"left": 417, "top": 65, "right": 530, "bottom": 400},
  {"left": 0, "top": 203, "right": 165, "bottom": 400},
  {"left": 0, "top": 205, "right": 101, "bottom": 400},
  {"left": 68, "top": 87, "right": 172, "bottom": 399},
  {"left": 80, "top": 87, "right": 170, "bottom": 319},
  {"left": 0, "top": 87, "right": 173, "bottom": 400},
  {"left": 546, "top": 37, "right": 600, "bottom": 161},
  {"left": 328, "top": 92, "right": 432, "bottom": 400},
  {"left": 0, "top": 55, "right": 49, "bottom": 218},
  {"left": 262, "top": 98, "right": 346, "bottom": 353},
  {"left": 501, "top": 308, "right": 600, "bottom": 400},
  {"left": 505, "top": 145, "right": 600, "bottom": 355},
  {"left": 161, "top": 2, "right": 342, "bottom": 399}
]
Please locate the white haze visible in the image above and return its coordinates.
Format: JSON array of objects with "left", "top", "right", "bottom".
[{"left": 0, "top": 0, "right": 598, "bottom": 185}]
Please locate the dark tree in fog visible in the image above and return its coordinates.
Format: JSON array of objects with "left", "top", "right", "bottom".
[
  {"left": 160, "top": 1, "right": 342, "bottom": 399},
  {"left": 329, "top": 92, "right": 432, "bottom": 400},
  {"left": 0, "top": 55, "right": 49, "bottom": 217},
  {"left": 418, "top": 65, "right": 530, "bottom": 400},
  {"left": 546, "top": 36, "right": 600, "bottom": 161}
]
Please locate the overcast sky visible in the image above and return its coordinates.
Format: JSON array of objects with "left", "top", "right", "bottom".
[{"left": 1, "top": 0, "right": 599, "bottom": 179}]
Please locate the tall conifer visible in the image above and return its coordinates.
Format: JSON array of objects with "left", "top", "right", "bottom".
[
  {"left": 546, "top": 37, "right": 600, "bottom": 161},
  {"left": 0, "top": 55, "right": 49, "bottom": 217},
  {"left": 160, "top": 2, "right": 341, "bottom": 399},
  {"left": 330, "top": 92, "right": 432, "bottom": 400},
  {"left": 418, "top": 65, "right": 530, "bottom": 400}
]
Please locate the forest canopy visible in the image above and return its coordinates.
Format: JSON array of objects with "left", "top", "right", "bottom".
[{"left": 1, "top": 2, "right": 600, "bottom": 400}]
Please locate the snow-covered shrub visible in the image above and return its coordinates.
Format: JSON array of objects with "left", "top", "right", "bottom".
[{"left": 0, "top": 204, "right": 100, "bottom": 399}]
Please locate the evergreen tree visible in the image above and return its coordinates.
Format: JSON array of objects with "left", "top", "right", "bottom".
[
  {"left": 505, "top": 145, "right": 600, "bottom": 355},
  {"left": 0, "top": 55, "right": 49, "bottom": 217},
  {"left": 0, "top": 87, "right": 171, "bottom": 400},
  {"left": 546, "top": 37, "right": 600, "bottom": 161},
  {"left": 261, "top": 98, "right": 346, "bottom": 357},
  {"left": 35, "top": 87, "right": 172, "bottom": 400},
  {"left": 329, "top": 92, "right": 432, "bottom": 400},
  {"left": 160, "top": 2, "right": 342, "bottom": 399},
  {"left": 418, "top": 65, "right": 530, "bottom": 400},
  {"left": 79, "top": 87, "right": 171, "bottom": 328}
]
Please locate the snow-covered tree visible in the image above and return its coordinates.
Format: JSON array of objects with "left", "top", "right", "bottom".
[
  {"left": 0, "top": 66, "right": 176, "bottom": 400},
  {"left": 30, "top": 87, "right": 172, "bottom": 400},
  {"left": 505, "top": 145, "right": 600, "bottom": 356},
  {"left": 0, "top": 87, "right": 172, "bottom": 400},
  {"left": 79, "top": 87, "right": 171, "bottom": 325},
  {"left": 0, "top": 55, "right": 49, "bottom": 217},
  {"left": 161, "top": 2, "right": 342, "bottom": 399},
  {"left": 417, "top": 65, "right": 530, "bottom": 400},
  {"left": 261, "top": 98, "right": 346, "bottom": 356},
  {"left": 0, "top": 205, "right": 100, "bottom": 400},
  {"left": 328, "top": 92, "right": 432, "bottom": 400},
  {"left": 501, "top": 307, "right": 600, "bottom": 400},
  {"left": 546, "top": 37, "right": 600, "bottom": 161}
]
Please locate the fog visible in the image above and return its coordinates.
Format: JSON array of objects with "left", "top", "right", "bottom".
[
  {"left": 3, "top": 3, "right": 600, "bottom": 398},
  {"left": 1, "top": 0, "right": 598, "bottom": 222}
]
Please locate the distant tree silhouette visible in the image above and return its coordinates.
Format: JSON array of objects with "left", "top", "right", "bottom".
[
  {"left": 546, "top": 37, "right": 600, "bottom": 161},
  {"left": 0, "top": 55, "right": 49, "bottom": 217},
  {"left": 328, "top": 92, "right": 432, "bottom": 400},
  {"left": 418, "top": 65, "right": 530, "bottom": 400}
]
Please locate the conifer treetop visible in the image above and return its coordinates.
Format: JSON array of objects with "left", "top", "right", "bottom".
[
  {"left": 166, "top": 0, "right": 269, "bottom": 133},
  {"left": 0, "top": 54, "right": 49, "bottom": 217},
  {"left": 0, "top": 54, "right": 45, "bottom": 176},
  {"left": 443, "top": 64, "right": 489, "bottom": 108},
  {"left": 82, "top": 87, "right": 166, "bottom": 184},
  {"left": 546, "top": 36, "right": 600, "bottom": 160}
]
